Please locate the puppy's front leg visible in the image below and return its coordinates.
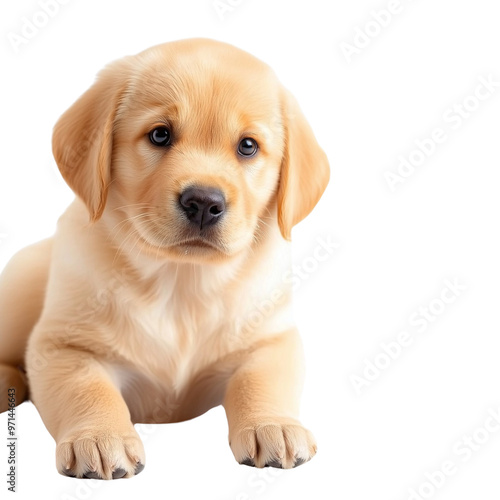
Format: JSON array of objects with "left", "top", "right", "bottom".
[
  {"left": 224, "top": 329, "right": 317, "bottom": 469},
  {"left": 26, "top": 340, "right": 145, "bottom": 479}
]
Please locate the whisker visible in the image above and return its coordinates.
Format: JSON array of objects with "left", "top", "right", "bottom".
[
  {"left": 111, "top": 203, "right": 156, "bottom": 212},
  {"left": 109, "top": 211, "right": 165, "bottom": 242},
  {"left": 112, "top": 215, "right": 156, "bottom": 264}
]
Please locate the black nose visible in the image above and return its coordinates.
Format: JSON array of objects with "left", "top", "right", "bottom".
[{"left": 179, "top": 186, "right": 226, "bottom": 229}]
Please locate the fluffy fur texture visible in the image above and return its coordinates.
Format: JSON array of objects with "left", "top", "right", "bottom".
[{"left": 0, "top": 38, "right": 329, "bottom": 479}]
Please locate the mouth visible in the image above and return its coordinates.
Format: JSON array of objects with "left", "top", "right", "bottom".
[
  {"left": 175, "top": 237, "right": 226, "bottom": 253},
  {"left": 179, "top": 239, "right": 214, "bottom": 248}
]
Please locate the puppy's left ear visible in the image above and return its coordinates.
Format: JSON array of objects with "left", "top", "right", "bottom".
[
  {"left": 52, "top": 59, "right": 130, "bottom": 222},
  {"left": 277, "top": 89, "right": 330, "bottom": 241}
]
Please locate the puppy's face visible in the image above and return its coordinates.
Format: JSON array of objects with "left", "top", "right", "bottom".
[
  {"left": 112, "top": 44, "right": 284, "bottom": 262},
  {"left": 53, "top": 39, "right": 330, "bottom": 264}
]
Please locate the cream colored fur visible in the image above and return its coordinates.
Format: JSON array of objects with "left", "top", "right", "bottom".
[{"left": 0, "top": 38, "right": 329, "bottom": 479}]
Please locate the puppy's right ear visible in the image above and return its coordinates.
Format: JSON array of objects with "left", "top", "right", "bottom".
[{"left": 52, "top": 59, "right": 130, "bottom": 222}]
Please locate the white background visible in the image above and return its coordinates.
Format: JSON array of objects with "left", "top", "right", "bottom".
[{"left": 1, "top": 0, "right": 500, "bottom": 499}]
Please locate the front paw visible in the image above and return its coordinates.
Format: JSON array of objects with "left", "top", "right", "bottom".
[
  {"left": 230, "top": 417, "right": 317, "bottom": 469},
  {"left": 56, "top": 426, "right": 145, "bottom": 480}
]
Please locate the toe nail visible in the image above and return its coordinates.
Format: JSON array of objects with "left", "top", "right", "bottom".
[
  {"left": 112, "top": 468, "right": 127, "bottom": 479},
  {"left": 240, "top": 458, "right": 255, "bottom": 467},
  {"left": 134, "top": 462, "right": 145, "bottom": 475},
  {"left": 83, "top": 470, "right": 101, "bottom": 479},
  {"left": 265, "top": 460, "right": 283, "bottom": 469},
  {"left": 294, "top": 458, "right": 307, "bottom": 467}
]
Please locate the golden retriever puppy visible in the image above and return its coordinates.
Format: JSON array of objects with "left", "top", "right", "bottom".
[{"left": 0, "top": 38, "right": 329, "bottom": 479}]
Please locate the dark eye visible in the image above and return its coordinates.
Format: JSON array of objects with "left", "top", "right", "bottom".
[
  {"left": 238, "top": 138, "right": 258, "bottom": 157},
  {"left": 149, "top": 126, "right": 172, "bottom": 147}
]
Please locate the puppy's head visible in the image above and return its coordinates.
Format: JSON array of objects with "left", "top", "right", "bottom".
[{"left": 53, "top": 39, "right": 329, "bottom": 263}]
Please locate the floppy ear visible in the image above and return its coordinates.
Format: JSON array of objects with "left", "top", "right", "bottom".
[
  {"left": 277, "top": 89, "right": 330, "bottom": 241},
  {"left": 52, "top": 60, "right": 130, "bottom": 222}
]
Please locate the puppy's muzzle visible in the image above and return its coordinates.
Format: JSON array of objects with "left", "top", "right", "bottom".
[{"left": 179, "top": 186, "right": 226, "bottom": 230}]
